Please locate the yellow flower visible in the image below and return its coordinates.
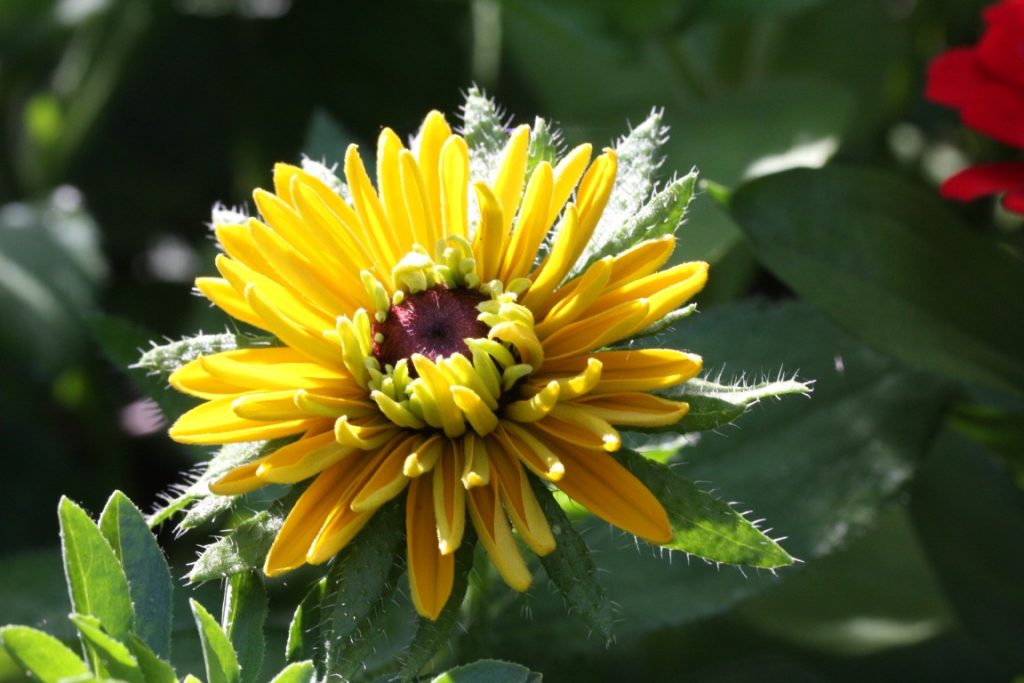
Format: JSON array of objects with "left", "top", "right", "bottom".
[{"left": 168, "top": 111, "right": 708, "bottom": 619}]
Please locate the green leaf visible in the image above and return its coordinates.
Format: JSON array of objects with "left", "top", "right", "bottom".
[
  {"left": 191, "top": 598, "right": 241, "bottom": 683},
  {"left": 268, "top": 660, "right": 316, "bottom": 683},
  {"left": 58, "top": 497, "right": 135, "bottom": 648},
  {"left": 666, "top": 375, "right": 813, "bottom": 433},
  {"left": 530, "top": 476, "right": 614, "bottom": 642},
  {"left": 68, "top": 614, "right": 143, "bottom": 683},
  {"left": 461, "top": 85, "right": 509, "bottom": 181},
  {"left": 127, "top": 635, "right": 178, "bottom": 683},
  {"left": 133, "top": 332, "right": 245, "bottom": 375},
  {"left": 489, "top": 301, "right": 953, "bottom": 661},
  {"left": 430, "top": 659, "right": 533, "bottom": 683},
  {"left": 730, "top": 165, "right": 1024, "bottom": 395},
  {"left": 322, "top": 500, "right": 405, "bottom": 669},
  {"left": 98, "top": 491, "right": 173, "bottom": 659},
  {"left": 222, "top": 572, "right": 267, "bottom": 683},
  {"left": 285, "top": 578, "right": 327, "bottom": 665},
  {"left": 188, "top": 510, "right": 284, "bottom": 583},
  {"left": 396, "top": 537, "right": 477, "bottom": 681},
  {"left": 910, "top": 431, "right": 1024, "bottom": 671},
  {"left": 525, "top": 116, "right": 558, "bottom": 178},
  {"left": 0, "top": 625, "right": 89, "bottom": 683},
  {"left": 616, "top": 448, "right": 794, "bottom": 568}
]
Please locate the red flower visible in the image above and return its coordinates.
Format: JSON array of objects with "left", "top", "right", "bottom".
[{"left": 926, "top": 0, "right": 1024, "bottom": 214}]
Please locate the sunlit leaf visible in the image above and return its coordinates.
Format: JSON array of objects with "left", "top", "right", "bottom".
[
  {"left": 191, "top": 598, "right": 241, "bottom": 683},
  {"left": 0, "top": 625, "right": 89, "bottom": 683}
]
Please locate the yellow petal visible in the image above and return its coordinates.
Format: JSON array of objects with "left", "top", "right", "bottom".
[
  {"left": 376, "top": 128, "right": 417, "bottom": 255},
  {"left": 345, "top": 144, "right": 402, "bottom": 271},
  {"left": 451, "top": 386, "right": 499, "bottom": 436},
  {"left": 489, "top": 445, "right": 555, "bottom": 555},
  {"left": 194, "top": 347, "right": 358, "bottom": 394},
  {"left": 195, "top": 277, "right": 267, "bottom": 331},
  {"left": 209, "top": 461, "right": 264, "bottom": 495},
  {"left": 350, "top": 433, "right": 419, "bottom": 512},
  {"left": 413, "top": 110, "right": 452, "bottom": 230},
  {"left": 399, "top": 149, "right": 440, "bottom": 249},
  {"left": 471, "top": 181, "right": 505, "bottom": 283},
  {"left": 549, "top": 143, "right": 592, "bottom": 218},
  {"left": 169, "top": 356, "right": 244, "bottom": 399},
  {"left": 169, "top": 394, "right": 321, "bottom": 445},
  {"left": 256, "top": 430, "right": 356, "bottom": 484},
  {"left": 500, "top": 161, "right": 553, "bottom": 282},
  {"left": 495, "top": 422, "right": 564, "bottom": 481},
  {"left": 536, "top": 349, "right": 702, "bottom": 394},
  {"left": 406, "top": 476, "right": 455, "bottom": 620},
  {"left": 573, "top": 392, "right": 690, "bottom": 427},
  {"left": 492, "top": 124, "right": 531, "bottom": 237},
  {"left": 535, "top": 256, "right": 613, "bottom": 337},
  {"left": 546, "top": 436, "right": 672, "bottom": 545},
  {"left": 244, "top": 284, "right": 341, "bottom": 368},
  {"left": 467, "top": 479, "right": 532, "bottom": 592},
  {"left": 439, "top": 135, "right": 470, "bottom": 239},
  {"left": 432, "top": 442, "right": 466, "bottom": 555},
  {"left": 461, "top": 432, "right": 491, "bottom": 489},
  {"left": 539, "top": 299, "right": 648, "bottom": 361}
]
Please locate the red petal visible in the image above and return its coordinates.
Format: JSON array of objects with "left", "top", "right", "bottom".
[
  {"left": 959, "top": 78, "right": 1024, "bottom": 148},
  {"left": 1002, "top": 191, "right": 1024, "bottom": 215},
  {"left": 925, "top": 48, "right": 983, "bottom": 108},
  {"left": 940, "top": 162, "right": 1024, "bottom": 201},
  {"left": 983, "top": 0, "right": 1024, "bottom": 27},
  {"left": 977, "top": 22, "right": 1024, "bottom": 90}
]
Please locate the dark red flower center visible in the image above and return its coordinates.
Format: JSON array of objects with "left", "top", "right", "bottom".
[{"left": 372, "top": 287, "right": 489, "bottom": 369}]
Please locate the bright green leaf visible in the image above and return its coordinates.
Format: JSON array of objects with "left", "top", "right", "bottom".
[
  {"left": 268, "top": 660, "right": 316, "bottom": 683},
  {"left": 285, "top": 577, "right": 327, "bottom": 665},
  {"left": 430, "top": 659, "right": 533, "bottom": 683},
  {"left": 530, "top": 476, "right": 614, "bottom": 642},
  {"left": 58, "top": 497, "right": 135, "bottom": 647},
  {"left": 191, "top": 598, "right": 241, "bottom": 683},
  {"left": 462, "top": 85, "right": 509, "bottom": 182},
  {"left": 665, "top": 375, "right": 813, "bottom": 433},
  {"left": 616, "top": 448, "right": 794, "bottom": 568},
  {"left": 68, "top": 614, "right": 142, "bottom": 683},
  {"left": 730, "top": 166, "right": 1024, "bottom": 395},
  {"left": 99, "top": 491, "right": 173, "bottom": 659},
  {"left": 222, "top": 572, "right": 267, "bottom": 683},
  {"left": 127, "top": 635, "right": 178, "bottom": 683},
  {"left": 188, "top": 510, "right": 283, "bottom": 583},
  {"left": 0, "top": 625, "right": 89, "bottom": 683},
  {"left": 133, "top": 332, "right": 245, "bottom": 375}
]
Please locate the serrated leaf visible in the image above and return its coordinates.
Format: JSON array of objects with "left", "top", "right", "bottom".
[
  {"left": 68, "top": 614, "right": 142, "bottom": 683},
  {"left": 134, "top": 332, "right": 244, "bottom": 375},
  {"left": 222, "top": 572, "right": 267, "bottom": 683},
  {"left": 127, "top": 635, "right": 177, "bottom": 683},
  {"left": 576, "top": 171, "right": 697, "bottom": 276},
  {"left": 666, "top": 375, "right": 813, "bottom": 433},
  {"left": 99, "top": 491, "right": 173, "bottom": 659},
  {"left": 178, "top": 494, "right": 237, "bottom": 531},
  {"left": 396, "top": 536, "right": 477, "bottom": 682},
  {"left": 268, "top": 660, "right": 316, "bottom": 683},
  {"left": 58, "top": 497, "right": 135, "bottom": 656},
  {"left": 430, "top": 659, "right": 533, "bottom": 683},
  {"left": 615, "top": 449, "right": 794, "bottom": 568},
  {"left": 285, "top": 578, "right": 327, "bottom": 665},
  {"left": 525, "top": 116, "right": 558, "bottom": 178},
  {"left": 0, "top": 625, "right": 89, "bottom": 683},
  {"left": 189, "top": 510, "right": 284, "bottom": 583},
  {"left": 530, "top": 476, "right": 614, "bottom": 642},
  {"left": 730, "top": 165, "right": 1024, "bottom": 395},
  {"left": 574, "top": 109, "right": 673, "bottom": 272},
  {"left": 462, "top": 86, "right": 508, "bottom": 157},
  {"left": 191, "top": 598, "right": 241, "bottom": 683},
  {"left": 322, "top": 501, "right": 405, "bottom": 669}
]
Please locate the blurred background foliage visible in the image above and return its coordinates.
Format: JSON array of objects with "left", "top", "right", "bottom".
[{"left": 1, "top": 0, "right": 1022, "bottom": 681}]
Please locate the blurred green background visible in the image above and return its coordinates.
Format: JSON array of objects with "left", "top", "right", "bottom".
[{"left": 1, "top": 0, "right": 1022, "bottom": 681}]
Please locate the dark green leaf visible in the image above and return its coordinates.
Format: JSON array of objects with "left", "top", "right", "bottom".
[
  {"left": 531, "top": 476, "right": 614, "bottom": 642},
  {"left": 0, "top": 625, "right": 89, "bottom": 683},
  {"left": 430, "top": 659, "right": 533, "bottom": 683},
  {"left": 188, "top": 510, "right": 283, "bottom": 583},
  {"left": 223, "top": 572, "right": 267, "bottom": 683},
  {"left": 68, "top": 614, "right": 142, "bottom": 683},
  {"left": 910, "top": 431, "right": 1024, "bottom": 671},
  {"left": 99, "top": 491, "right": 173, "bottom": 659},
  {"left": 268, "top": 660, "right": 316, "bottom": 683},
  {"left": 322, "top": 500, "right": 405, "bottom": 667},
  {"left": 191, "top": 598, "right": 241, "bottom": 683},
  {"left": 491, "top": 301, "right": 953, "bottom": 661},
  {"left": 127, "top": 635, "right": 178, "bottom": 683},
  {"left": 730, "top": 166, "right": 1024, "bottom": 395},
  {"left": 396, "top": 537, "right": 477, "bottom": 681},
  {"left": 615, "top": 448, "right": 794, "bottom": 568},
  {"left": 284, "top": 578, "right": 326, "bottom": 664},
  {"left": 58, "top": 497, "right": 135, "bottom": 647}
]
